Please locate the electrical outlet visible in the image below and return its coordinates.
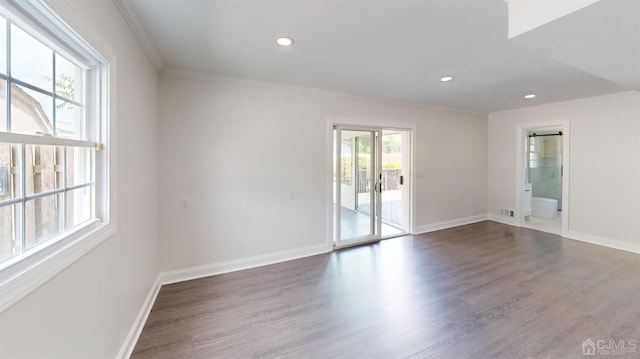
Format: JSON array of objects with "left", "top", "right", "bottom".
[
  {"left": 288, "top": 191, "right": 295, "bottom": 200},
  {"left": 181, "top": 197, "right": 191, "bottom": 209}
]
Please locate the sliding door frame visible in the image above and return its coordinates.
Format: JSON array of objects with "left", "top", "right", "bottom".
[{"left": 327, "top": 118, "right": 416, "bottom": 251}]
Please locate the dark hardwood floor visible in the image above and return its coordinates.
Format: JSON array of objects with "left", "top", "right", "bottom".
[{"left": 131, "top": 221, "right": 640, "bottom": 358}]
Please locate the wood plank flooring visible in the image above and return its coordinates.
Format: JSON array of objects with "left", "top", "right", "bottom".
[{"left": 131, "top": 221, "right": 640, "bottom": 358}]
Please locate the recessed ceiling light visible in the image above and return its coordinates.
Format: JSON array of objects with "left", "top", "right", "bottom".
[
  {"left": 524, "top": 94, "right": 536, "bottom": 99},
  {"left": 276, "top": 37, "right": 293, "bottom": 47},
  {"left": 440, "top": 76, "right": 454, "bottom": 82}
]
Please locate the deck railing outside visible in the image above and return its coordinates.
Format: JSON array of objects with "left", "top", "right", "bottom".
[{"left": 356, "top": 169, "right": 402, "bottom": 193}]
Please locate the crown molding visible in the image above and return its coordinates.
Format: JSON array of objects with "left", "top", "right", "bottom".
[{"left": 112, "top": 0, "right": 163, "bottom": 71}]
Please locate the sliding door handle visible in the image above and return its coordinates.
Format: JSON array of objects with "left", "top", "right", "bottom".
[{"left": 400, "top": 175, "right": 404, "bottom": 185}]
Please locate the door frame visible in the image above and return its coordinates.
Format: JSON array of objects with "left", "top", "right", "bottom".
[
  {"left": 515, "top": 119, "right": 571, "bottom": 235},
  {"left": 327, "top": 118, "right": 416, "bottom": 250}
]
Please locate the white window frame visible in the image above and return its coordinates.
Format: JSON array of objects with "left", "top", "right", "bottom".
[{"left": 0, "top": 0, "right": 114, "bottom": 314}]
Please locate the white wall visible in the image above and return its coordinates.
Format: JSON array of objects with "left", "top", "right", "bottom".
[
  {"left": 159, "top": 72, "right": 487, "bottom": 273},
  {"left": 488, "top": 91, "right": 640, "bottom": 250},
  {"left": 0, "top": 0, "right": 159, "bottom": 358}
]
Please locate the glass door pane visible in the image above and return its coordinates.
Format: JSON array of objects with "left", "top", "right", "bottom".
[
  {"left": 334, "top": 127, "right": 381, "bottom": 246},
  {"left": 380, "top": 130, "right": 409, "bottom": 237}
]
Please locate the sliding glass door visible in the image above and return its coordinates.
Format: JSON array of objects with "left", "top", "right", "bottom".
[{"left": 333, "top": 126, "right": 382, "bottom": 247}]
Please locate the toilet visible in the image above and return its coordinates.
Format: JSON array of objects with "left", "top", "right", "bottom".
[{"left": 531, "top": 197, "right": 558, "bottom": 219}]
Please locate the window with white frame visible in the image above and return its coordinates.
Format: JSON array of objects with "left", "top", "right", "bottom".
[{"left": 0, "top": 0, "right": 108, "bottom": 271}]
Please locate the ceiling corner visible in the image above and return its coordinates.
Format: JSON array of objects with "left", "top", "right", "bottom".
[{"left": 112, "top": 0, "right": 164, "bottom": 71}]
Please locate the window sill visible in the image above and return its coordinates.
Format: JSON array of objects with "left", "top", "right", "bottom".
[{"left": 0, "top": 221, "right": 116, "bottom": 314}]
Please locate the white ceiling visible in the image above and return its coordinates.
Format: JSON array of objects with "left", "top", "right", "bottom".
[{"left": 117, "top": 0, "right": 639, "bottom": 113}]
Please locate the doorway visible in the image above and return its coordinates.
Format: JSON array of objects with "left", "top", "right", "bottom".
[
  {"left": 333, "top": 125, "right": 411, "bottom": 247},
  {"left": 519, "top": 124, "right": 569, "bottom": 235}
]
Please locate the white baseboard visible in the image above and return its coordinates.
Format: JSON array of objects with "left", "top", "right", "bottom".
[
  {"left": 116, "top": 275, "right": 162, "bottom": 359},
  {"left": 159, "top": 243, "right": 331, "bottom": 285},
  {"left": 487, "top": 214, "right": 519, "bottom": 227},
  {"left": 486, "top": 216, "right": 640, "bottom": 255},
  {"left": 414, "top": 214, "right": 488, "bottom": 234},
  {"left": 564, "top": 231, "right": 640, "bottom": 254}
]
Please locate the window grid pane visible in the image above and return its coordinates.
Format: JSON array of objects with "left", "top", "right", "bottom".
[
  {"left": 0, "top": 16, "right": 6, "bottom": 75},
  {"left": 66, "top": 146, "right": 91, "bottom": 187},
  {"left": 55, "top": 100, "right": 85, "bottom": 139},
  {"left": 66, "top": 185, "right": 92, "bottom": 230},
  {"left": 0, "top": 203, "right": 20, "bottom": 260},
  {"left": 25, "top": 192, "right": 63, "bottom": 250},
  {"left": 10, "top": 24, "right": 53, "bottom": 93},
  {"left": 11, "top": 84, "right": 54, "bottom": 136},
  {"left": 55, "top": 53, "right": 84, "bottom": 104},
  {"left": 24, "top": 144, "right": 63, "bottom": 196},
  {"left": 0, "top": 79, "right": 6, "bottom": 132},
  {"left": 0, "top": 142, "right": 20, "bottom": 200}
]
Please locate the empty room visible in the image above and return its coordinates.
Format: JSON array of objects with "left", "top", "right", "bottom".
[{"left": 0, "top": 0, "right": 639, "bottom": 358}]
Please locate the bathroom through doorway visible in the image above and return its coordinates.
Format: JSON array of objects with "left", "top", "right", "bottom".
[{"left": 521, "top": 125, "right": 567, "bottom": 235}]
